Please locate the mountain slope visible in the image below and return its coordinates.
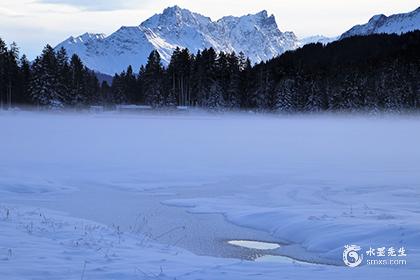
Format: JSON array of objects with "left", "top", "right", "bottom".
[
  {"left": 55, "top": 6, "right": 299, "bottom": 75},
  {"left": 341, "top": 7, "right": 420, "bottom": 39},
  {"left": 298, "top": 35, "right": 337, "bottom": 46}
]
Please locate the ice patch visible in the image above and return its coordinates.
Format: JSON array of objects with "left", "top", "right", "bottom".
[{"left": 228, "top": 240, "right": 280, "bottom": 250}]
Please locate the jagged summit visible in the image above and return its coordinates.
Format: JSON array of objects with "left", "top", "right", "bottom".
[
  {"left": 62, "top": 33, "right": 105, "bottom": 45},
  {"left": 55, "top": 6, "right": 299, "bottom": 75},
  {"left": 144, "top": 5, "right": 211, "bottom": 29}
]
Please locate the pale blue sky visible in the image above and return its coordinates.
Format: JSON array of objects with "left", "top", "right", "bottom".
[{"left": 1, "top": 0, "right": 419, "bottom": 59}]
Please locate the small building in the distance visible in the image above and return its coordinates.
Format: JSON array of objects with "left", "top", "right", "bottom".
[{"left": 115, "top": 105, "right": 153, "bottom": 112}]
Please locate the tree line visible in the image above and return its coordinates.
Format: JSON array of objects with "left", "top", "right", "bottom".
[
  {"left": 110, "top": 47, "right": 251, "bottom": 109},
  {"left": 0, "top": 41, "right": 100, "bottom": 109},
  {"left": 1, "top": 31, "right": 419, "bottom": 112}
]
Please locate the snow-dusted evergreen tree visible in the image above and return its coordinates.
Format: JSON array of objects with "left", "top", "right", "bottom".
[
  {"left": 143, "top": 50, "right": 164, "bottom": 107},
  {"left": 251, "top": 65, "right": 274, "bottom": 110},
  {"left": 99, "top": 81, "right": 114, "bottom": 108},
  {"left": 192, "top": 48, "right": 217, "bottom": 107},
  {"left": 167, "top": 47, "right": 191, "bottom": 106},
  {"left": 28, "top": 46, "right": 99, "bottom": 109},
  {"left": 238, "top": 55, "right": 252, "bottom": 108},
  {"left": 135, "top": 65, "right": 146, "bottom": 104},
  {"left": 111, "top": 72, "right": 128, "bottom": 104},
  {"left": 124, "top": 65, "right": 137, "bottom": 103},
  {"left": 368, "top": 72, "right": 386, "bottom": 112},
  {"left": 304, "top": 79, "right": 323, "bottom": 112},
  {"left": 0, "top": 40, "right": 20, "bottom": 109},
  {"left": 165, "top": 88, "right": 177, "bottom": 107},
  {"left": 384, "top": 78, "right": 403, "bottom": 112},
  {"left": 84, "top": 72, "right": 100, "bottom": 105},
  {"left": 275, "top": 79, "right": 296, "bottom": 112},
  {"left": 56, "top": 47, "right": 70, "bottom": 104},
  {"left": 204, "top": 81, "right": 225, "bottom": 110},
  {"left": 110, "top": 66, "right": 136, "bottom": 104},
  {"left": 0, "top": 38, "right": 6, "bottom": 109},
  {"left": 29, "top": 45, "right": 64, "bottom": 109},
  {"left": 407, "top": 61, "right": 420, "bottom": 109},
  {"left": 16, "top": 55, "right": 32, "bottom": 105},
  {"left": 225, "top": 52, "right": 241, "bottom": 109},
  {"left": 216, "top": 51, "right": 229, "bottom": 102},
  {"left": 68, "top": 54, "right": 85, "bottom": 106},
  {"left": 5, "top": 42, "right": 19, "bottom": 109},
  {"left": 341, "top": 73, "right": 363, "bottom": 111}
]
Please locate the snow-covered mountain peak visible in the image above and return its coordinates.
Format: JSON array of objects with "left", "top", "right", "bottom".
[
  {"left": 369, "top": 14, "right": 387, "bottom": 22},
  {"left": 216, "top": 10, "right": 283, "bottom": 47},
  {"left": 61, "top": 33, "right": 105, "bottom": 45},
  {"left": 218, "top": 10, "right": 275, "bottom": 27},
  {"left": 257, "top": 9, "right": 268, "bottom": 16},
  {"left": 298, "top": 35, "right": 337, "bottom": 46},
  {"left": 249, "top": 10, "right": 268, "bottom": 21},
  {"left": 143, "top": 5, "right": 212, "bottom": 30},
  {"left": 162, "top": 5, "right": 182, "bottom": 13},
  {"left": 160, "top": 5, "right": 202, "bottom": 20},
  {"left": 55, "top": 6, "right": 300, "bottom": 75},
  {"left": 341, "top": 6, "right": 420, "bottom": 38},
  {"left": 80, "top": 33, "right": 106, "bottom": 41}
]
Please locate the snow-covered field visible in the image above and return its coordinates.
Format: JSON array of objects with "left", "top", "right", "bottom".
[{"left": 0, "top": 111, "right": 419, "bottom": 279}]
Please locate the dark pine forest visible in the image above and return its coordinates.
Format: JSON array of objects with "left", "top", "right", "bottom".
[{"left": 0, "top": 31, "right": 419, "bottom": 112}]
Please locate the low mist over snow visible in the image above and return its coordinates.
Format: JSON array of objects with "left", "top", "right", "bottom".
[
  {"left": 3, "top": 112, "right": 420, "bottom": 174},
  {"left": 0, "top": 112, "right": 419, "bottom": 279}
]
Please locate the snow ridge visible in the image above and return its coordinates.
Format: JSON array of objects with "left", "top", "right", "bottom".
[
  {"left": 298, "top": 35, "right": 337, "bottom": 46},
  {"left": 55, "top": 6, "right": 299, "bottom": 75},
  {"left": 341, "top": 6, "right": 420, "bottom": 39}
]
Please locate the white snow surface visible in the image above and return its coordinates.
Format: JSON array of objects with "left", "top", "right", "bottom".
[
  {"left": 298, "top": 35, "right": 337, "bottom": 46},
  {"left": 341, "top": 7, "right": 420, "bottom": 39},
  {"left": 0, "top": 111, "right": 419, "bottom": 279},
  {"left": 55, "top": 6, "right": 299, "bottom": 75}
]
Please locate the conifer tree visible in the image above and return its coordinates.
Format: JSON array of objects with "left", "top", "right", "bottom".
[
  {"left": 205, "top": 81, "right": 225, "bottom": 110},
  {"left": 16, "top": 55, "right": 32, "bottom": 105},
  {"left": 226, "top": 52, "right": 241, "bottom": 109},
  {"left": 143, "top": 50, "right": 165, "bottom": 107},
  {"left": 29, "top": 45, "right": 64, "bottom": 108},
  {"left": 276, "top": 78, "right": 296, "bottom": 112},
  {"left": 0, "top": 38, "right": 9, "bottom": 109},
  {"left": 4, "top": 42, "right": 20, "bottom": 109},
  {"left": 68, "top": 54, "right": 85, "bottom": 106}
]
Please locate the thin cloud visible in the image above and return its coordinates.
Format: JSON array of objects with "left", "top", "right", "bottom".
[
  {"left": 36, "top": 0, "right": 142, "bottom": 11},
  {"left": 0, "top": 7, "right": 25, "bottom": 17}
]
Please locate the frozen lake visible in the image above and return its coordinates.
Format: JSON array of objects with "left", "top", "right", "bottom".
[
  {"left": 0, "top": 111, "right": 419, "bottom": 279},
  {"left": 7, "top": 182, "right": 281, "bottom": 260}
]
